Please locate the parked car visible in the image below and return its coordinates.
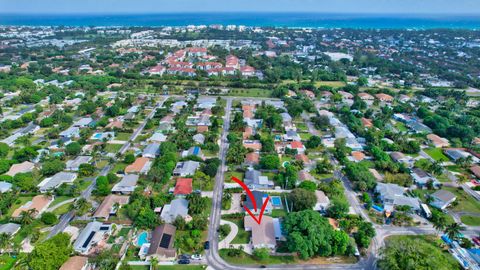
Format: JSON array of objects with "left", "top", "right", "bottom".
[
  {"left": 204, "top": 241, "right": 210, "bottom": 250},
  {"left": 179, "top": 254, "right": 190, "bottom": 260},
  {"left": 178, "top": 259, "right": 190, "bottom": 264},
  {"left": 191, "top": 254, "right": 203, "bottom": 260}
]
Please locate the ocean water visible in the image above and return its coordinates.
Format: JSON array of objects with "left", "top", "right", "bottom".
[{"left": 1, "top": 13, "right": 480, "bottom": 29}]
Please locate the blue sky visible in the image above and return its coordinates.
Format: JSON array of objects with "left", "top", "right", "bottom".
[{"left": 1, "top": 0, "right": 479, "bottom": 14}]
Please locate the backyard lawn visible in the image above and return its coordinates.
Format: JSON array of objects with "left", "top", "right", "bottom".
[
  {"left": 227, "top": 88, "right": 272, "bottom": 98},
  {"left": 224, "top": 171, "right": 244, "bottom": 183},
  {"left": 115, "top": 132, "right": 133, "bottom": 141},
  {"left": 460, "top": 215, "right": 480, "bottom": 226},
  {"left": 424, "top": 148, "right": 449, "bottom": 162},
  {"left": 443, "top": 187, "right": 480, "bottom": 214},
  {"left": 7, "top": 196, "right": 34, "bottom": 216},
  {"left": 105, "top": 143, "right": 123, "bottom": 153}
]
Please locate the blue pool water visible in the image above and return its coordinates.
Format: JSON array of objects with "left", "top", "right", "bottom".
[
  {"left": 271, "top": 196, "right": 282, "bottom": 207},
  {"left": 93, "top": 133, "right": 102, "bottom": 139},
  {"left": 137, "top": 232, "right": 148, "bottom": 246}
]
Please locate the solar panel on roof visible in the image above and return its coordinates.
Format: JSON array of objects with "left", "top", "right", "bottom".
[
  {"left": 159, "top": 233, "right": 172, "bottom": 248},
  {"left": 82, "top": 232, "right": 96, "bottom": 248}
]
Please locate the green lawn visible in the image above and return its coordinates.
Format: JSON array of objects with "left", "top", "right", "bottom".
[
  {"left": 424, "top": 148, "right": 449, "bottom": 162},
  {"left": 219, "top": 249, "right": 296, "bottom": 265},
  {"left": 224, "top": 171, "right": 244, "bottom": 183},
  {"left": 105, "top": 143, "right": 123, "bottom": 153},
  {"left": 444, "top": 187, "right": 480, "bottom": 214},
  {"left": 271, "top": 209, "right": 287, "bottom": 218},
  {"left": 49, "top": 196, "right": 73, "bottom": 207},
  {"left": 0, "top": 254, "right": 16, "bottom": 270},
  {"left": 393, "top": 121, "right": 408, "bottom": 132},
  {"left": 299, "top": 132, "right": 313, "bottom": 140},
  {"left": 112, "top": 163, "right": 128, "bottom": 174},
  {"left": 52, "top": 203, "right": 73, "bottom": 215},
  {"left": 115, "top": 132, "right": 133, "bottom": 141},
  {"left": 227, "top": 88, "right": 272, "bottom": 98},
  {"left": 7, "top": 196, "right": 34, "bottom": 217},
  {"left": 223, "top": 218, "right": 250, "bottom": 244},
  {"left": 461, "top": 215, "right": 480, "bottom": 226}
]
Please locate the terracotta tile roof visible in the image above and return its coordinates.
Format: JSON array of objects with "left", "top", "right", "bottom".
[
  {"left": 351, "top": 151, "right": 366, "bottom": 161},
  {"left": 59, "top": 256, "right": 88, "bottom": 270},
  {"left": 375, "top": 93, "right": 394, "bottom": 101},
  {"left": 125, "top": 157, "right": 150, "bottom": 174},
  {"left": 174, "top": 178, "right": 193, "bottom": 196},
  {"left": 295, "top": 154, "right": 310, "bottom": 163},
  {"left": 471, "top": 165, "right": 480, "bottom": 179},
  {"left": 290, "top": 141, "right": 304, "bottom": 149},
  {"left": 196, "top": 126, "right": 209, "bottom": 133},
  {"left": 243, "top": 126, "right": 253, "bottom": 139},
  {"left": 93, "top": 194, "right": 129, "bottom": 219},
  {"left": 245, "top": 152, "right": 260, "bottom": 164},
  {"left": 361, "top": 118, "right": 373, "bottom": 128},
  {"left": 12, "top": 195, "right": 53, "bottom": 218},
  {"left": 6, "top": 161, "right": 35, "bottom": 177}
]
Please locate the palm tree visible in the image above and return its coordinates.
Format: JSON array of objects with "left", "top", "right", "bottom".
[
  {"left": 150, "top": 257, "right": 159, "bottom": 270},
  {"left": 433, "top": 215, "right": 447, "bottom": 232},
  {"left": 445, "top": 222, "right": 465, "bottom": 241},
  {"left": 0, "top": 233, "right": 9, "bottom": 254},
  {"left": 19, "top": 209, "right": 37, "bottom": 225},
  {"left": 74, "top": 198, "right": 91, "bottom": 216}
]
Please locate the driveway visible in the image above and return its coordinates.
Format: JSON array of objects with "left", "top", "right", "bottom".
[
  {"left": 221, "top": 193, "right": 242, "bottom": 214},
  {"left": 219, "top": 219, "right": 239, "bottom": 249}
]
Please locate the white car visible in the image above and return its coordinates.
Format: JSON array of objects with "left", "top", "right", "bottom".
[{"left": 191, "top": 254, "right": 203, "bottom": 260}]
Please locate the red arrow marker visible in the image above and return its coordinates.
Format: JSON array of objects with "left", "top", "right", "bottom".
[
  {"left": 231, "top": 176, "right": 270, "bottom": 225},
  {"left": 231, "top": 176, "right": 257, "bottom": 211},
  {"left": 243, "top": 196, "right": 271, "bottom": 225}
]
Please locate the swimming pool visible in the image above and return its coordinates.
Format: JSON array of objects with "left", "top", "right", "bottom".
[
  {"left": 271, "top": 196, "right": 282, "bottom": 207},
  {"left": 137, "top": 232, "right": 148, "bottom": 246},
  {"left": 93, "top": 133, "right": 102, "bottom": 139}
]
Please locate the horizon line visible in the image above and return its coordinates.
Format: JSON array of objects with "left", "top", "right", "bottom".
[{"left": 2, "top": 11, "right": 480, "bottom": 17}]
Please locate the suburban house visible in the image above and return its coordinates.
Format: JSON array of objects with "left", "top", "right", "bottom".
[
  {"left": 149, "top": 132, "right": 168, "bottom": 143},
  {"left": 390, "top": 152, "right": 412, "bottom": 166},
  {"left": 73, "top": 222, "right": 112, "bottom": 254},
  {"left": 430, "top": 190, "right": 456, "bottom": 210},
  {"left": 313, "top": 190, "right": 330, "bottom": 212},
  {"left": 93, "top": 195, "right": 130, "bottom": 220},
  {"left": 283, "top": 130, "right": 301, "bottom": 142},
  {"left": 0, "top": 223, "right": 21, "bottom": 236},
  {"left": 411, "top": 168, "right": 439, "bottom": 187},
  {"left": 37, "top": 172, "right": 77, "bottom": 193},
  {"left": 173, "top": 161, "right": 200, "bottom": 177},
  {"left": 244, "top": 169, "right": 274, "bottom": 189},
  {"left": 59, "top": 256, "right": 90, "bottom": 270},
  {"left": 73, "top": 117, "right": 94, "bottom": 128},
  {"left": 444, "top": 149, "right": 479, "bottom": 163},
  {"left": 244, "top": 215, "right": 277, "bottom": 250},
  {"left": 173, "top": 178, "right": 193, "bottom": 196},
  {"left": 5, "top": 161, "right": 35, "bottom": 177},
  {"left": 375, "top": 183, "right": 420, "bottom": 212},
  {"left": 160, "top": 198, "right": 190, "bottom": 223},
  {"left": 244, "top": 152, "right": 260, "bottom": 166},
  {"left": 192, "top": 134, "right": 205, "bottom": 144},
  {"left": 287, "top": 141, "right": 306, "bottom": 154},
  {"left": 112, "top": 174, "right": 138, "bottom": 194},
  {"left": 125, "top": 157, "right": 152, "bottom": 174},
  {"left": 181, "top": 146, "right": 204, "bottom": 159},
  {"left": 0, "top": 182, "right": 12, "bottom": 193},
  {"left": 66, "top": 156, "right": 92, "bottom": 171},
  {"left": 142, "top": 143, "right": 161, "bottom": 159},
  {"left": 243, "top": 140, "right": 262, "bottom": 152},
  {"left": 59, "top": 126, "right": 80, "bottom": 138},
  {"left": 427, "top": 134, "right": 450, "bottom": 148},
  {"left": 11, "top": 195, "right": 54, "bottom": 218},
  {"left": 244, "top": 191, "right": 273, "bottom": 215},
  {"left": 471, "top": 165, "right": 480, "bottom": 180},
  {"left": 146, "top": 224, "right": 177, "bottom": 261}
]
